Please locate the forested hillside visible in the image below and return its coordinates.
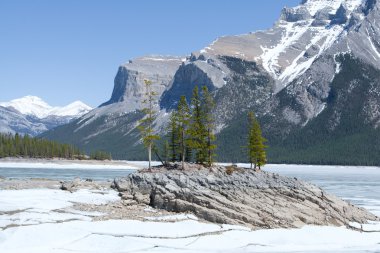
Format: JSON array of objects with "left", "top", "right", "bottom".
[{"left": 0, "top": 133, "right": 111, "bottom": 160}]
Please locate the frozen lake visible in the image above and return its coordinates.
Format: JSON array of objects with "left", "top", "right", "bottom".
[
  {"left": 265, "top": 164, "right": 380, "bottom": 217},
  {"left": 1, "top": 163, "right": 379, "bottom": 215},
  {"left": 0, "top": 167, "right": 135, "bottom": 181},
  {"left": 0, "top": 163, "right": 379, "bottom": 252}
]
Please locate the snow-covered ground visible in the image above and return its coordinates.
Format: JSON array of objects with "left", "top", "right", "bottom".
[
  {"left": 0, "top": 188, "right": 378, "bottom": 253},
  {"left": 0, "top": 159, "right": 140, "bottom": 170},
  {"left": 0, "top": 164, "right": 380, "bottom": 252},
  {"left": 0, "top": 187, "right": 379, "bottom": 253}
]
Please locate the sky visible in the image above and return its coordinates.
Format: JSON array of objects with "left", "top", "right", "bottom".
[{"left": 0, "top": 0, "right": 300, "bottom": 107}]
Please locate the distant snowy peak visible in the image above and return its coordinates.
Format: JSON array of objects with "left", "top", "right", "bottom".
[
  {"left": 0, "top": 96, "right": 52, "bottom": 118},
  {"left": 0, "top": 96, "right": 92, "bottom": 119},
  {"left": 49, "top": 101, "right": 92, "bottom": 117}
]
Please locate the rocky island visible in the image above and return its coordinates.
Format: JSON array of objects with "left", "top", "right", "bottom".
[{"left": 112, "top": 164, "right": 378, "bottom": 229}]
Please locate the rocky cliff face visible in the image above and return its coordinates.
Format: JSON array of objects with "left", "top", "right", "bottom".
[
  {"left": 43, "top": 0, "right": 380, "bottom": 163},
  {"left": 101, "top": 56, "right": 183, "bottom": 110},
  {"left": 112, "top": 165, "right": 378, "bottom": 228}
]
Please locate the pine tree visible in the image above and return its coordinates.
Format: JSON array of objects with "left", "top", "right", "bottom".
[
  {"left": 185, "top": 146, "right": 192, "bottom": 162},
  {"left": 138, "top": 79, "right": 160, "bottom": 169},
  {"left": 247, "top": 112, "right": 267, "bottom": 170},
  {"left": 0, "top": 132, "right": 91, "bottom": 160},
  {"left": 201, "top": 86, "right": 216, "bottom": 167},
  {"left": 176, "top": 95, "right": 191, "bottom": 169},
  {"left": 168, "top": 112, "right": 179, "bottom": 162},
  {"left": 163, "top": 140, "right": 170, "bottom": 165},
  {"left": 187, "top": 86, "right": 207, "bottom": 164}
]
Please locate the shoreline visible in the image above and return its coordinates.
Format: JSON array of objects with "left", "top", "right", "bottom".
[
  {"left": 1, "top": 167, "right": 380, "bottom": 252},
  {"left": 2, "top": 158, "right": 380, "bottom": 169},
  {"left": 0, "top": 157, "right": 145, "bottom": 170}
]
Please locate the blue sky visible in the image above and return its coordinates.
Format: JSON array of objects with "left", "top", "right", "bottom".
[{"left": 0, "top": 0, "right": 300, "bottom": 107}]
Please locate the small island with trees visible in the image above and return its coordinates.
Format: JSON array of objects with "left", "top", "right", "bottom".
[
  {"left": 110, "top": 80, "right": 378, "bottom": 229},
  {"left": 138, "top": 79, "right": 267, "bottom": 170}
]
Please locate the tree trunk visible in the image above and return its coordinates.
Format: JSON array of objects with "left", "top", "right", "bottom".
[
  {"left": 207, "top": 128, "right": 211, "bottom": 167},
  {"left": 148, "top": 143, "right": 152, "bottom": 170},
  {"left": 181, "top": 129, "right": 185, "bottom": 170}
]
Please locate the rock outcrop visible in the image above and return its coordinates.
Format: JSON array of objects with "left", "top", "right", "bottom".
[{"left": 112, "top": 165, "right": 378, "bottom": 229}]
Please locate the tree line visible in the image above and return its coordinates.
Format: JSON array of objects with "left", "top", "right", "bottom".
[
  {"left": 138, "top": 79, "right": 267, "bottom": 170},
  {"left": 0, "top": 133, "right": 111, "bottom": 160}
]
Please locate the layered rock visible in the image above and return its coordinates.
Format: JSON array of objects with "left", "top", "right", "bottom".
[
  {"left": 112, "top": 165, "right": 378, "bottom": 229},
  {"left": 101, "top": 56, "right": 183, "bottom": 110}
]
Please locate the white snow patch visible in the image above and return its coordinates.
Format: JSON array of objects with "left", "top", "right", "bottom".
[
  {"left": 334, "top": 54, "right": 342, "bottom": 74},
  {"left": 0, "top": 220, "right": 379, "bottom": 252},
  {"left": 0, "top": 189, "right": 119, "bottom": 213},
  {"left": 279, "top": 25, "right": 344, "bottom": 85},
  {"left": 316, "top": 103, "right": 326, "bottom": 117},
  {"left": 303, "top": 0, "right": 363, "bottom": 16},
  {"left": 366, "top": 27, "right": 380, "bottom": 60},
  {"left": 260, "top": 21, "right": 311, "bottom": 77}
]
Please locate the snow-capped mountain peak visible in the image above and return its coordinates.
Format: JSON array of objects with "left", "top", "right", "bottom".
[
  {"left": 0, "top": 96, "right": 93, "bottom": 136},
  {"left": 0, "top": 96, "right": 53, "bottom": 118},
  {"left": 48, "top": 101, "right": 93, "bottom": 117},
  {"left": 301, "top": 0, "right": 363, "bottom": 15},
  {"left": 0, "top": 96, "right": 92, "bottom": 119}
]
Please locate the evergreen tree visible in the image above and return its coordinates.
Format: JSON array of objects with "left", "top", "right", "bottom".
[
  {"left": 163, "top": 140, "right": 170, "bottom": 165},
  {"left": 185, "top": 146, "right": 192, "bottom": 162},
  {"left": 0, "top": 132, "right": 96, "bottom": 160},
  {"left": 167, "top": 112, "right": 179, "bottom": 162},
  {"left": 0, "top": 145, "right": 4, "bottom": 158},
  {"left": 187, "top": 86, "right": 207, "bottom": 164},
  {"left": 176, "top": 95, "right": 191, "bottom": 169},
  {"left": 247, "top": 112, "right": 267, "bottom": 170},
  {"left": 201, "top": 86, "right": 216, "bottom": 167},
  {"left": 90, "top": 150, "right": 112, "bottom": 160},
  {"left": 138, "top": 79, "right": 160, "bottom": 169}
]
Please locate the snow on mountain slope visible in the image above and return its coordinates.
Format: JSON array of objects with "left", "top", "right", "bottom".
[
  {"left": 201, "top": 0, "right": 364, "bottom": 90},
  {"left": 0, "top": 96, "right": 92, "bottom": 119},
  {"left": 0, "top": 96, "right": 93, "bottom": 136},
  {"left": 0, "top": 96, "right": 52, "bottom": 118},
  {"left": 49, "top": 101, "right": 92, "bottom": 117},
  {"left": 0, "top": 106, "right": 48, "bottom": 136},
  {"left": 303, "top": 0, "right": 362, "bottom": 15}
]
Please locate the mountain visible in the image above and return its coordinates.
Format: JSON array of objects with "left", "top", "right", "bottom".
[
  {"left": 42, "top": 0, "right": 380, "bottom": 165},
  {"left": 0, "top": 96, "right": 92, "bottom": 136}
]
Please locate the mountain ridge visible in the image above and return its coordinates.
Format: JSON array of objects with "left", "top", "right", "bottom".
[
  {"left": 0, "top": 96, "right": 92, "bottom": 119},
  {"left": 0, "top": 96, "right": 92, "bottom": 136},
  {"left": 42, "top": 0, "right": 380, "bottom": 164}
]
